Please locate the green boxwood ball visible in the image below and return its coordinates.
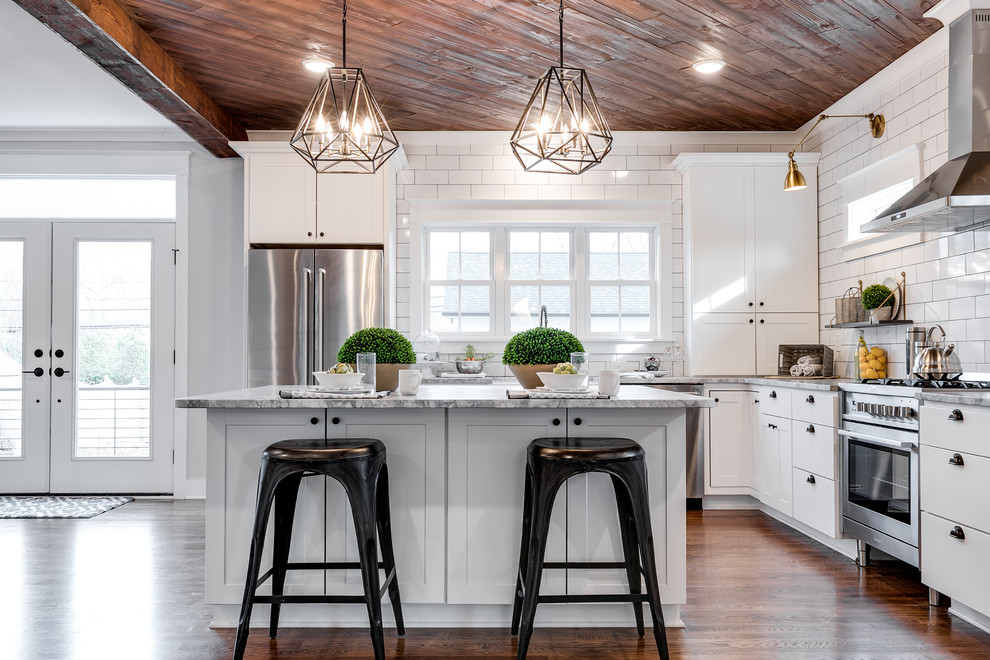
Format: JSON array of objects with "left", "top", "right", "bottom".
[
  {"left": 861, "top": 284, "right": 893, "bottom": 310},
  {"left": 336, "top": 327, "right": 416, "bottom": 364},
  {"left": 501, "top": 327, "right": 585, "bottom": 365}
]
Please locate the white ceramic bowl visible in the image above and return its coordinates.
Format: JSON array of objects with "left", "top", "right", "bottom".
[
  {"left": 536, "top": 371, "right": 589, "bottom": 390},
  {"left": 313, "top": 371, "right": 364, "bottom": 389}
]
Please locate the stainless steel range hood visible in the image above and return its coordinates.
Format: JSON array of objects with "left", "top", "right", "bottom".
[{"left": 863, "top": 9, "right": 990, "bottom": 233}]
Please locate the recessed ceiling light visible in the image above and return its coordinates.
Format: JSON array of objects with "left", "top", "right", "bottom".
[
  {"left": 692, "top": 59, "right": 725, "bottom": 74},
  {"left": 302, "top": 58, "right": 334, "bottom": 73}
]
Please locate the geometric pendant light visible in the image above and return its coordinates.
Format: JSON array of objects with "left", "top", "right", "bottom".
[
  {"left": 510, "top": 1, "right": 612, "bottom": 175},
  {"left": 290, "top": 0, "right": 399, "bottom": 173}
]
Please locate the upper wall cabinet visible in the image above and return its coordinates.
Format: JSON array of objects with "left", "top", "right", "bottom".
[
  {"left": 674, "top": 153, "right": 820, "bottom": 375},
  {"left": 231, "top": 142, "right": 402, "bottom": 246}
]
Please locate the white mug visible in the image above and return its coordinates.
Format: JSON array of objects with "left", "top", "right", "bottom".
[
  {"left": 398, "top": 369, "right": 423, "bottom": 396},
  {"left": 598, "top": 370, "right": 621, "bottom": 396}
]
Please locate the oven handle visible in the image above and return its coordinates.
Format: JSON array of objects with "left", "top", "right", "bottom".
[{"left": 838, "top": 429, "right": 917, "bottom": 449}]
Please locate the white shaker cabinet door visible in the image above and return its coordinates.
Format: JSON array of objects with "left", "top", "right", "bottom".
[
  {"left": 206, "top": 409, "right": 327, "bottom": 605},
  {"left": 752, "top": 166, "right": 819, "bottom": 313},
  {"left": 757, "top": 413, "right": 793, "bottom": 517},
  {"left": 755, "top": 313, "right": 819, "bottom": 376},
  {"left": 691, "top": 313, "right": 757, "bottom": 375},
  {"left": 246, "top": 154, "right": 317, "bottom": 244},
  {"left": 706, "top": 389, "right": 755, "bottom": 493},
  {"left": 316, "top": 172, "right": 385, "bottom": 245},
  {"left": 325, "top": 409, "right": 446, "bottom": 604},
  {"left": 446, "top": 409, "right": 567, "bottom": 604},
  {"left": 687, "top": 166, "right": 755, "bottom": 314}
]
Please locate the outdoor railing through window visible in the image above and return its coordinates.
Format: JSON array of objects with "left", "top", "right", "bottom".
[
  {"left": 76, "top": 383, "right": 150, "bottom": 458},
  {"left": 0, "top": 386, "right": 21, "bottom": 457}
]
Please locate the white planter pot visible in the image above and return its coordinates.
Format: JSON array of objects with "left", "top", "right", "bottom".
[{"left": 869, "top": 307, "right": 892, "bottom": 323}]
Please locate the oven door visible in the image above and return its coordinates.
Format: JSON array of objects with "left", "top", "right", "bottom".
[{"left": 839, "top": 421, "right": 919, "bottom": 546}]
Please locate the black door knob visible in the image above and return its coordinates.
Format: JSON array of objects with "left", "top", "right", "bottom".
[
  {"left": 54, "top": 349, "right": 64, "bottom": 358},
  {"left": 53, "top": 367, "right": 67, "bottom": 377},
  {"left": 34, "top": 349, "right": 43, "bottom": 358},
  {"left": 33, "top": 367, "right": 44, "bottom": 377},
  {"left": 948, "top": 453, "right": 965, "bottom": 466}
]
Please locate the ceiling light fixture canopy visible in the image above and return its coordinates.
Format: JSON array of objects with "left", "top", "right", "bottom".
[
  {"left": 290, "top": 0, "right": 399, "bottom": 173},
  {"left": 692, "top": 59, "right": 725, "bottom": 74},
  {"left": 510, "top": 0, "right": 612, "bottom": 175},
  {"left": 785, "top": 112, "right": 885, "bottom": 191},
  {"left": 302, "top": 58, "right": 334, "bottom": 73}
]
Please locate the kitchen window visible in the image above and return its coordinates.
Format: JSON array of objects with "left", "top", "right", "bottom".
[{"left": 417, "top": 223, "right": 662, "bottom": 342}]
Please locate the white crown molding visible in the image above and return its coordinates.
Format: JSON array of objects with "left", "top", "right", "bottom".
[
  {"left": 924, "top": 0, "right": 990, "bottom": 26},
  {"left": 393, "top": 130, "right": 796, "bottom": 147},
  {"left": 0, "top": 127, "right": 192, "bottom": 143},
  {"left": 671, "top": 151, "right": 820, "bottom": 173},
  {"left": 230, "top": 140, "right": 408, "bottom": 172}
]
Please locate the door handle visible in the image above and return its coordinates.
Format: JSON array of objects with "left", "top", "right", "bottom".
[
  {"left": 53, "top": 367, "right": 70, "bottom": 377},
  {"left": 315, "top": 268, "right": 326, "bottom": 371},
  {"left": 301, "top": 267, "right": 312, "bottom": 382},
  {"left": 25, "top": 367, "right": 44, "bottom": 377}
]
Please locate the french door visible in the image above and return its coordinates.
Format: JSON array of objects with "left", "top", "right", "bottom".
[{"left": 0, "top": 221, "right": 175, "bottom": 494}]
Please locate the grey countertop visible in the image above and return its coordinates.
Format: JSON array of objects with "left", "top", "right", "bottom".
[
  {"left": 175, "top": 383, "right": 715, "bottom": 410},
  {"left": 621, "top": 375, "right": 849, "bottom": 391},
  {"left": 916, "top": 391, "right": 990, "bottom": 407}
]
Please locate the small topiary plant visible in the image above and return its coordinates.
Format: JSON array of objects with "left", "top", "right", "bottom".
[
  {"left": 861, "top": 284, "right": 893, "bottom": 310},
  {"left": 502, "top": 327, "right": 585, "bottom": 365},
  {"left": 337, "top": 327, "right": 416, "bottom": 364}
]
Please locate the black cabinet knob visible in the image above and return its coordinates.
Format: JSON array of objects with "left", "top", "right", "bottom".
[
  {"left": 552, "top": 418, "right": 561, "bottom": 426},
  {"left": 948, "top": 409, "right": 964, "bottom": 421},
  {"left": 33, "top": 367, "right": 44, "bottom": 377},
  {"left": 806, "top": 474, "right": 816, "bottom": 484},
  {"left": 34, "top": 349, "right": 43, "bottom": 358},
  {"left": 573, "top": 418, "right": 582, "bottom": 426},
  {"left": 749, "top": 318, "right": 754, "bottom": 324},
  {"left": 748, "top": 302, "right": 754, "bottom": 307},
  {"left": 310, "top": 417, "right": 319, "bottom": 425},
  {"left": 948, "top": 453, "right": 965, "bottom": 466},
  {"left": 759, "top": 302, "right": 765, "bottom": 306},
  {"left": 759, "top": 319, "right": 765, "bottom": 324},
  {"left": 806, "top": 424, "right": 815, "bottom": 433},
  {"left": 949, "top": 526, "right": 966, "bottom": 540},
  {"left": 307, "top": 231, "right": 313, "bottom": 237},
  {"left": 54, "top": 349, "right": 64, "bottom": 358},
  {"left": 769, "top": 391, "right": 777, "bottom": 399},
  {"left": 331, "top": 417, "right": 340, "bottom": 425},
  {"left": 714, "top": 397, "right": 719, "bottom": 403},
  {"left": 806, "top": 395, "right": 814, "bottom": 403}
]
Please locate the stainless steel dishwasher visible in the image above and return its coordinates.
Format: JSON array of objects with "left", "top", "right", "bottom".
[{"left": 646, "top": 383, "right": 704, "bottom": 509}]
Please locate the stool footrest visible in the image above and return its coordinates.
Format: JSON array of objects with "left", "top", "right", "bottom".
[
  {"left": 542, "top": 561, "right": 639, "bottom": 570},
  {"left": 254, "top": 594, "right": 368, "bottom": 605},
  {"left": 538, "top": 593, "right": 651, "bottom": 605}
]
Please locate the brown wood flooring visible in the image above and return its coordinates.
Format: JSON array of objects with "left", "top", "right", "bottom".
[{"left": 2, "top": 501, "right": 989, "bottom": 659}]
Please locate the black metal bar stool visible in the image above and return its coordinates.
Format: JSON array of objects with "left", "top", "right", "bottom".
[
  {"left": 510, "top": 437, "right": 669, "bottom": 660},
  {"left": 233, "top": 438, "right": 404, "bottom": 660}
]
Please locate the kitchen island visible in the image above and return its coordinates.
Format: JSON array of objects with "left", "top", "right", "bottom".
[{"left": 176, "top": 384, "right": 713, "bottom": 630}]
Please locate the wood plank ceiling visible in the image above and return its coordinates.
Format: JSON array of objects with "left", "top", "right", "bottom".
[{"left": 15, "top": 0, "right": 942, "bottom": 157}]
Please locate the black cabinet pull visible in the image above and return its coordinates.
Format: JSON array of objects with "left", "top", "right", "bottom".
[
  {"left": 310, "top": 417, "right": 319, "bottom": 425},
  {"left": 769, "top": 391, "right": 777, "bottom": 399},
  {"left": 948, "top": 453, "right": 965, "bottom": 466},
  {"left": 33, "top": 367, "right": 44, "bottom": 377},
  {"left": 552, "top": 418, "right": 561, "bottom": 426},
  {"left": 768, "top": 423, "right": 777, "bottom": 430},
  {"left": 331, "top": 417, "right": 340, "bottom": 425},
  {"left": 948, "top": 409, "right": 964, "bottom": 421},
  {"left": 949, "top": 526, "right": 966, "bottom": 540},
  {"left": 806, "top": 474, "right": 816, "bottom": 484},
  {"left": 806, "top": 395, "right": 814, "bottom": 403},
  {"left": 573, "top": 418, "right": 582, "bottom": 426},
  {"left": 806, "top": 424, "right": 815, "bottom": 433},
  {"left": 54, "top": 349, "right": 64, "bottom": 358},
  {"left": 34, "top": 348, "right": 43, "bottom": 358}
]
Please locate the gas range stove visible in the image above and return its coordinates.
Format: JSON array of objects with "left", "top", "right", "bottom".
[{"left": 859, "top": 377, "right": 990, "bottom": 389}]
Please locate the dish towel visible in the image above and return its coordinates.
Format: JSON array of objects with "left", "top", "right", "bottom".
[
  {"left": 789, "top": 364, "right": 804, "bottom": 377},
  {"left": 796, "top": 355, "right": 822, "bottom": 366},
  {"left": 802, "top": 364, "right": 823, "bottom": 376},
  {"left": 279, "top": 389, "right": 390, "bottom": 399}
]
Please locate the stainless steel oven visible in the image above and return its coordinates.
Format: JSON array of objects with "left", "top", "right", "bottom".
[{"left": 840, "top": 388, "right": 920, "bottom": 567}]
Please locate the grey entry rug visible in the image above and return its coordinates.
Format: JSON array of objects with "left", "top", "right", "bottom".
[{"left": 0, "top": 495, "right": 134, "bottom": 519}]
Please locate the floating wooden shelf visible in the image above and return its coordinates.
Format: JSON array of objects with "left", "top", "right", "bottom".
[{"left": 825, "top": 320, "right": 915, "bottom": 329}]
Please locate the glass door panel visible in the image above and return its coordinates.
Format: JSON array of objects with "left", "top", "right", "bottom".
[{"left": 0, "top": 223, "right": 52, "bottom": 493}]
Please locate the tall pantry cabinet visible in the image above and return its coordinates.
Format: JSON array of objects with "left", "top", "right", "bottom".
[{"left": 673, "top": 153, "right": 820, "bottom": 376}]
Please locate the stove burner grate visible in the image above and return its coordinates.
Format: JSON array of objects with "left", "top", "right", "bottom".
[{"left": 859, "top": 377, "right": 990, "bottom": 389}]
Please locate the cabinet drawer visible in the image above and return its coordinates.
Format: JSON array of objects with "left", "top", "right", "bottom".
[
  {"left": 758, "top": 386, "right": 791, "bottom": 418},
  {"left": 921, "top": 403, "right": 990, "bottom": 457},
  {"left": 791, "top": 391, "right": 837, "bottom": 427},
  {"left": 792, "top": 422, "right": 836, "bottom": 480},
  {"left": 921, "top": 445, "right": 990, "bottom": 531},
  {"left": 921, "top": 512, "right": 990, "bottom": 616},
  {"left": 792, "top": 469, "right": 837, "bottom": 538}
]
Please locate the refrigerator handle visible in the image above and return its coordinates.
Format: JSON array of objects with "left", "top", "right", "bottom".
[
  {"left": 301, "top": 267, "right": 312, "bottom": 382},
  {"left": 315, "top": 267, "right": 326, "bottom": 372}
]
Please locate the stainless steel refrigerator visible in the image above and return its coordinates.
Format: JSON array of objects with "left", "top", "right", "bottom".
[{"left": 247, "top": 247, "right": 384, "bottom": 387}]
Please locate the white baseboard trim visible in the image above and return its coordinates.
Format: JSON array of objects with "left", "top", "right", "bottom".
[
  {"left": 758, "top": 506, "right": 859, "bottom": 561},
  {"left": 948, "top": 602, "right": 990, "bottom": 635},
  {"left": 702, "top": 494, "right": 759, "bottom": 510},
  {"left": 183, "top": 478, "right": 206, "bottom": 499}
]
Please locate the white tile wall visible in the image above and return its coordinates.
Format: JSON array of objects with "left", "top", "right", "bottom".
[
  {"left": 392, "top": 135, "right": 792, "bottom": 370},
  {"left": 811, "top": 46, "right": 990, "bottom": 377}
]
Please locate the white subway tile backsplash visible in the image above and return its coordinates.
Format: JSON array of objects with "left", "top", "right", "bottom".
[{"left": 949, "top": 296, "right": 976, "bottom": 320}]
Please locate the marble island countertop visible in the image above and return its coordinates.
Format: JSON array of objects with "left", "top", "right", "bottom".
[{"left": 175, "top": 383, "right": 715, "bottom": 410}]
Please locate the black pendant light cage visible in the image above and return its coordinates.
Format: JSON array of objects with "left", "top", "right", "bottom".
[
  {"left": 290, "top": 0, "right": 399, "bottom": 173},
  {"left": 510, "top": 1, "right": 612, "bottom": 175}
]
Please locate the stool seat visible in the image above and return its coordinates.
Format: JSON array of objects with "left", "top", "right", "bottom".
[
  {"left": 529, "top": 437, "right": 644, "bottom": 463},
  {"left": 233, "top": 437, "right": 403, "bottom": 660},
  {"left": 265, "top": 438, "right": 384, "bottom": 462},
  {"left": 511, "top": 435, "right": 668, "bottom": 660}
]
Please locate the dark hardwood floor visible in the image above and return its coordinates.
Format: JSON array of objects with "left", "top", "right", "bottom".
[{"left": 2, "top": 501, "right": 989, "bottom": 659}]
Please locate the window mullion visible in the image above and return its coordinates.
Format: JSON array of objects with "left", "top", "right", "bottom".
[{"left": 494, "top": 227, "right": 506, "bottom": 337}]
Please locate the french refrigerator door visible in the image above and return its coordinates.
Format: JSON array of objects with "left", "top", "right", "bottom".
[
  {"left": 247, "top": 249, "right": 315, "bottom": 387},
  {"left": 315, "top": 248, "right": 384, "bottom": 372}
]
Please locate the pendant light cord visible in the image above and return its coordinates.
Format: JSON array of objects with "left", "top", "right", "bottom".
[
  {"left": 558, "top": 0, "right": 564, "bottom": 68},
  {"left": 342, "top": 0, "right": 347, "bottom": 68}
]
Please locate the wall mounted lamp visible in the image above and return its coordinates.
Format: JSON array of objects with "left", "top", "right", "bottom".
[{"left": 785, "top": 113, "right": 885, "bottom": 191}]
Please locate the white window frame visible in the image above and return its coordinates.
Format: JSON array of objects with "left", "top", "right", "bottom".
[{"left": 409, "top": 199, "right": 674, "bottom": 352}]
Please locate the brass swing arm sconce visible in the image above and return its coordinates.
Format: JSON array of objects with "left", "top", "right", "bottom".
[{"left": 784, "top": 113, "right": 885, "bottom": 191}]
